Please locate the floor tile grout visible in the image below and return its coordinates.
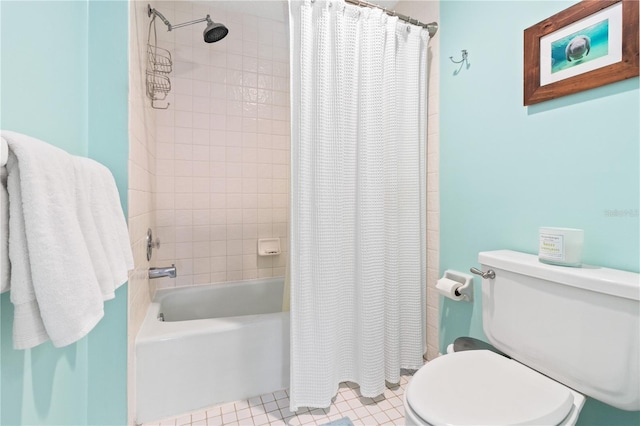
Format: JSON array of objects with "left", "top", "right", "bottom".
[{"left": 145, "top": 371, "right": 414, "bottom": 426}]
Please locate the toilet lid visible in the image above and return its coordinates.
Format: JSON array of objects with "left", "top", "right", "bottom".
[{"left": 407, "top": 350, "right": 575, "bottom": 425}]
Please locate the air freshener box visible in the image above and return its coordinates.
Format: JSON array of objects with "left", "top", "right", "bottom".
[{"left": 539, "top": 227, "right": 584, "bottom": 267}]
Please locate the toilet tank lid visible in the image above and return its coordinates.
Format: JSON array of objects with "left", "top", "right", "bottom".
[{"left": 479, "top": 250, "right": 640, "bottom": 301}]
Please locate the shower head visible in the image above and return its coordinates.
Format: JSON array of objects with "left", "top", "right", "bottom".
[
  {"left": 148, "top": 4, "right": 228, "bottom": 44},
  {"left": 203, "top": 17, "right": 229, "bottom": 43}
]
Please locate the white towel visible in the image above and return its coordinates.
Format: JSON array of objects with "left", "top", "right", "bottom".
[
  {"left": 1, "top": 135, "right": 9, "bottom": 293},
  {"left": 76, "top": 157, "right": 134, "bottom": 299},
  {"left": 1, "top": 155, "right": 9, "bottom": 293},
  {"left": 2, "top": 130, "right": 133, "bottom": 349}
]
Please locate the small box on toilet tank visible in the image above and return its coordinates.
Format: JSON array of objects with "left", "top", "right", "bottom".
[{"left": 538, "top": 227, "right": 584, "bottom": 267}]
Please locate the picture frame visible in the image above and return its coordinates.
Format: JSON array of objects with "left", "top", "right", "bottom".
[{"left": 523, "top": 0, "right": 639, "bottom": 106}]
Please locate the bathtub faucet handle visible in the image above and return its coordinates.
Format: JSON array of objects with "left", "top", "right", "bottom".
[
  {"left": 146, "top": 228, "right": 161, "bottom": 261},
  {"left": 151, "top": 237, "right": 160, "bottom": 249}
]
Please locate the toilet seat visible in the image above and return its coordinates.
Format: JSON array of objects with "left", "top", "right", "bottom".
[{"left": 406, "top": 350, "right": 577, "bottom": 425}]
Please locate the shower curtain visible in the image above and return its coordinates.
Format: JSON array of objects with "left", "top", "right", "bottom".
[{"left": 289, "top": 0, "right": 428, "bottom": 410}]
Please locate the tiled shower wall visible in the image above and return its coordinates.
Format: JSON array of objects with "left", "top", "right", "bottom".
[
  {"left": 150, "top": 1, "right": 290, "bottom": 288},
  {"left": 128, "top": 1, "right": 158, "bottom": 424}
]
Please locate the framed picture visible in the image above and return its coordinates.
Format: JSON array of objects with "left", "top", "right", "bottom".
[{"left": 523, "top": 0, "right": 638, "bottom": 106}]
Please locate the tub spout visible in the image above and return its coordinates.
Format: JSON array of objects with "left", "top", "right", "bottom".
[{"left": 149, "top": 264, "right": 177, "bottom": 279}]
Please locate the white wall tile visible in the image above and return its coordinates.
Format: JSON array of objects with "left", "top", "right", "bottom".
[{"left": 128, "top": 2, "right": 161, "bottom": 423}]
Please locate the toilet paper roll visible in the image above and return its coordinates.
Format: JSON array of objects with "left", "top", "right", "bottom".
[{"left": 436, "top": 278, "right": 464, "bottom": 301}]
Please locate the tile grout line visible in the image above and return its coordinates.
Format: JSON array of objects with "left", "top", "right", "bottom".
[{"left": 147, "top": 373, "right": 413, "bottom": 426}]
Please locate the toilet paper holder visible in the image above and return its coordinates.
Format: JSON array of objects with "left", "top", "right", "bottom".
[{"left": 442, "top": 270, "right": 474, "bottom": 301}]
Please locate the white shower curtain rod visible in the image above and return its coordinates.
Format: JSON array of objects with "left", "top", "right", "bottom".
[{"left": 344, "top": 0, "right": 438, "bottom": 37}]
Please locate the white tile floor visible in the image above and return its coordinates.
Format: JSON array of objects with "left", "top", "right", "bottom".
[{"left": 145, "top": 371, "right": 415, "bottom": 426}]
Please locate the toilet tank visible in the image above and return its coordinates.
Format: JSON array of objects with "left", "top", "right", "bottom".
[{"left": 479, "top": 250, "right": 640, "bottom": 411}]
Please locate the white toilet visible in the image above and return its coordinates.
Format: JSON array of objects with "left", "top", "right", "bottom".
[{"left": 404, "top": 250, "right": 640, "bottom": 425}]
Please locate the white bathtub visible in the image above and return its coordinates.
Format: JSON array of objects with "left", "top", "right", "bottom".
[{"left": 135, "top": 277, "right": 290, "bottom": 424}]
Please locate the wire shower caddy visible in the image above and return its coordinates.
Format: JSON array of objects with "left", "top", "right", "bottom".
[{"left": 146, "top": 12, "right": 172, "bottom": 109}]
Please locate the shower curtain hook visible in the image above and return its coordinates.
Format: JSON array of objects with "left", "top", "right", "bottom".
[{"left": 380, "top": 9, "right": 389, "bottom": 23}]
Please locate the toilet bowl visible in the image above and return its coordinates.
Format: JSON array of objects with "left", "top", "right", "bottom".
[
  {"left": 403, "top": 350, "right": 585, "bottom": 426},
  {"left": 404, "top": 250, "right": 640, "bottom": 425}
]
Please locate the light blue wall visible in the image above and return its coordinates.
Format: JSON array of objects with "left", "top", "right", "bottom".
[
  {"left": 86, "top": 1, "right": 129, "bottom": 425},
  {"left": 0, "top": 1, "right": 89, "bottom": 155},
  {"left": 0, "top": 1, "right": 129, "bottom": 425},
  {"left": 440, "top": 1, "right": 639, "bottom": 424}
]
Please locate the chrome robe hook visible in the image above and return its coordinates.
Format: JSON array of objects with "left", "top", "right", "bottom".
[{"left": 450, "top": 49, "right": 469, "bottom": 65}]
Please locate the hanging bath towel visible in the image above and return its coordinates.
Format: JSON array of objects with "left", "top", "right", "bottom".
[{"left": 2, "top": 130, "right": 134, "bottom": 349}]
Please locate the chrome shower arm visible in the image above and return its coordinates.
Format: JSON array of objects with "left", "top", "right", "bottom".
[
  {"left": 170, "top": 16, "right": 211, "bottom": 30},
  {"left": 148, "top": 4, "right": 211, "bottom": 32},
  {"left": 147, "top": 3, "right": 228, "bottom": 43}
]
